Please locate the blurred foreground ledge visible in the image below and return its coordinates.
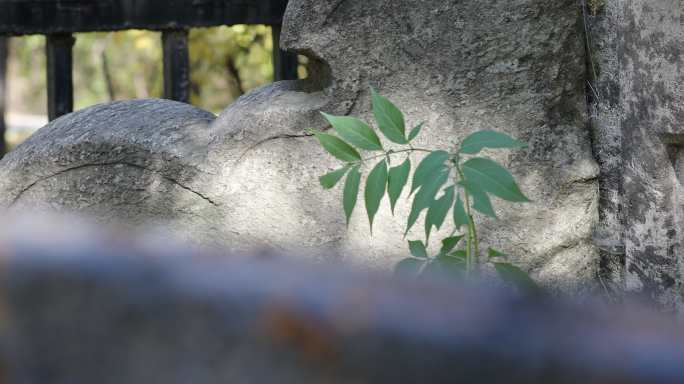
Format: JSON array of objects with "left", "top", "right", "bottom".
[{"left": 0, "top": 216, "right": 682, "bottom": 384}]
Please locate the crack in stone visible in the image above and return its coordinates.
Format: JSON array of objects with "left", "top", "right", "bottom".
[
  {"left": 323, "top": 0, "right": 347, "bottom": 26},
  {"left": 568, "top": 174, "right": 599, "bottom": 185},
  {"left": 10, "top": 161, "right": 219, "bottom": 207},
  {"left": 344, "top": 85, "right": 363, "bottom": 116},
  {"left": 234, "top": 133, "right": 314, "bottom": 166}
]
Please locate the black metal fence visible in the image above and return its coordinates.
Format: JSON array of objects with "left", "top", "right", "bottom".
[{"left": 0, "top": 0, "right": 298, "bottom": 156}]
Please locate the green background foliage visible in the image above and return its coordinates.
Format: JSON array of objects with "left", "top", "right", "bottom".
[{"left": 9, "top": 25, "right": 307, "bottom": 115}]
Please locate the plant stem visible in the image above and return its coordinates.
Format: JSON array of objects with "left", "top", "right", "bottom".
[
  {"left": 463, "top": 192, "right": 476, "bottom": 276},
  {"left": 468, "top": 211, "right": 479, "bottom": 272},
  {"left": 455, "top": 163, "right": 476, "bottom": 277},
  {"left": 361, "top": 148, "right": 432, "bottom": 163},
  {"left": 464, "top": 191, "right": 473, "bottom": 275}
]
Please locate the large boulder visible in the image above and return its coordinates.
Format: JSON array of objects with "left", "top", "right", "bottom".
[{"left": 0, "top": 0, "right": 599, "bottom": 291}]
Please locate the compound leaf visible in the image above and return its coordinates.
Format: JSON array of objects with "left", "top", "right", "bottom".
[
  {"left": 459, "top": 179, "right": 496, "bottom": 218},
  {"left": 408, "top": 240, "right": 428, "bottom": 259},
  {"left": 448, "top": 250, "right": 468, "bottom": 260},
  {"left": 425, "top": 186, "right": 455, "bottom": 242},
  {"left": 462, "top": 157, "right": 530, "bottom": 202},
  {"left": 388, "top": 158, "right": 411, "bottom": 214},
  {"left": 371, "top": 87, "right": 407, "bottom": 144},
  {"left": 319, "top": 165, "right": 351, "bottom": 189},
  {"left": 441, "top": 235, "right": 464, "bottom": 254},
  {"left": 460, "top": 130, "right": 525, "bottom": 155},
  {"left": 313, "top": 131, "right": 362, "bottom": 162},
  {"left": 425, "top": 255, "right": 466, "bottom": 278},
  {"left": 343, "top": 165, "right": 361, "bottom": 226},
  {"left": 494, "top": 262, "right": 541, "bottom": 295},
  {"left": 453, "top": 194, "right": 470, "bottom": 229},
  {"left": 321, "top": 112, "right": 383, "bottom": 151},
  {"left": 394, "top": 258, "right": 425, "bottom": 277},
  {"left": 365, "top": 159, "right": 388, "bottom": 233},
  {"left": 408, "top": 122, "right": 425, "bottom": 142},
  {"left": 488, "top": 248, "right": 507, "bottom": 260},
  {"left": 406, "top": 169, "right": 449, "bottom": 235},
  {"left": 411, "top": 150, "right": 449, "bottom": 195}
]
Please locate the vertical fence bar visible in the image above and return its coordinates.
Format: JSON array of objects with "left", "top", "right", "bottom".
[
  {"left": 162, "top": 30, "right": 190, "bottom": 103},
  {"left": 271, "top": 24, "right": 298, "bottom": 81},
  {"left": 46, "top": 34, "right": 75, "bottom": 121},
  {"left": 0, "top": 37, "right": 7, "bottom": 157}
]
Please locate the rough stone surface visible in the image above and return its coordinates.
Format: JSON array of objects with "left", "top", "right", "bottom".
[
  {"left": 587, "top": 0, "right": 684, "bottom": 312},
  {"left": 0, "top": 1, "right": 599, "bottom": 291},
  {"left": 585, "top": 0, "right": 626, "bottom": 293},
  {"left": 1, "top": 218, "right": 683, "bottom": 384}
]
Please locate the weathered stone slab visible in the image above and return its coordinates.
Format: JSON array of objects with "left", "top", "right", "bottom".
[
  {"left": 0, "top": 0, "right": 599, "bottom": 291},
  {"left": 0, "top": 218, "right": 683, "bottom": 384},
  {"left": 587, "top": 0, "right": 684, "bottom": 311}
]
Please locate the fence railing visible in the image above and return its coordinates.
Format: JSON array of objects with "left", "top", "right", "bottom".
[{"left": 0, "top": 0, "right": 298, "bottom": 156}]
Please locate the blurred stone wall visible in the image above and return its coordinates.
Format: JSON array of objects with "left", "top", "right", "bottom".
[{"left": 0, "top": 218, "right": 683, "bottom": 384}]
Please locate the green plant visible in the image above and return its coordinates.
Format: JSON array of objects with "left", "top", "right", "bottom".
[{"left": 311, "top": 87, "right": 539, "bottom": 293}]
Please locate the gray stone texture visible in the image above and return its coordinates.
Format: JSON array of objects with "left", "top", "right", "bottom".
[
  {"left": 587, "top": 0, "right": 684, "bottom": 312},
  {"left": 0, "top": 1, "right": 599, "bottom": 291},
  {"left": 585, "top": 0, "right": 627, "bottom": 296}
]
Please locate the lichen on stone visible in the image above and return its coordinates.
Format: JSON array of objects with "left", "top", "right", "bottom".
[{"left": 588, "top": 0, "right": 605, "bottom": 16}]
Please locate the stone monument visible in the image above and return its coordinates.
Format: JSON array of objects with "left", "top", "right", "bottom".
[{"left": 0, "top": 0, "right": 602, "bottom": 293}]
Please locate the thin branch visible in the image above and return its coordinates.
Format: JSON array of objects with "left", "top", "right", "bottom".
[{"left": 360, "top": 148, "right": 432, "bottom": 163}]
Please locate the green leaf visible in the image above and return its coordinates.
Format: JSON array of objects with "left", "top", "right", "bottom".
[
  {"left": 459, "top": 180, "right": 496, "bottom": 218},
  {"left": 411, "top": 150, "right": 449, "bottom": 195},
  {"left": 494, "top": 262, "right": 541, "bottom": 295},
  {"left": 313, "top": 131, "right": 362, "bottom": 162},
  {"left": 388, "top": 158, "right": 411, "bottom": 214},
  {"left": 408, "top": 240, "right": 428, "bottom": 259},
  {"left": 425, "top": 255, "right": 466, "bottom": 278},
  {"left": 441, "top": 236, "right": 464, "bottom": 254},
  {"left": 343, "top": 165, "right": 361, "bottom": 226},
  {"left": 488, "top": 248, "right": 507, "bottom": 260},
  {"left": 408, "top": 122, "right": 424, "bottom": 142},
  {"left": 462, "top": 157, "right": 530, "bottom": 202},
  {"left": 394, "top": 258, "right": 425, "bottom": 277},
  {"left": 321, "top": 112, "right": 383, "bottom": 151},
  {"left": 425, "top": 186, "right": 455, "bottom": 242},
  {"left": 319, "top": 166, "right": 351, "bottom": 189},
  {"left": 365, "top": 159, "right": 388, "bottom": 233},
  {"left": 459, "top": 130, "right": 526, "bottom": 155},
  {"left": 371, "top": 87, "right": 407, "bottom": 144},
  {"left": 448, "top": 250, "right": 468, "bottom": 260},
  {"left": 406, "top": 169, "right": 449, "bottom": 235},
  {"left": 453, "top": 194, "right": 470, "bottom": 229}
]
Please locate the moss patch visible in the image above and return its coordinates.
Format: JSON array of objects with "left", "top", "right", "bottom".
[{"left": 588, "top": 0, "right": 605, "bottom": 16}]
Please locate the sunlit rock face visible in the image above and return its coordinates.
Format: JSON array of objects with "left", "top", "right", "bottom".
[{"left": 0, "top": 0, "right": 599, "bottom": 292}]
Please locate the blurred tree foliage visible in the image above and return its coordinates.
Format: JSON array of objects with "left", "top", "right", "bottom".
[{"left": 9, "top": 25, "right": 288, "bottom": 115}]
